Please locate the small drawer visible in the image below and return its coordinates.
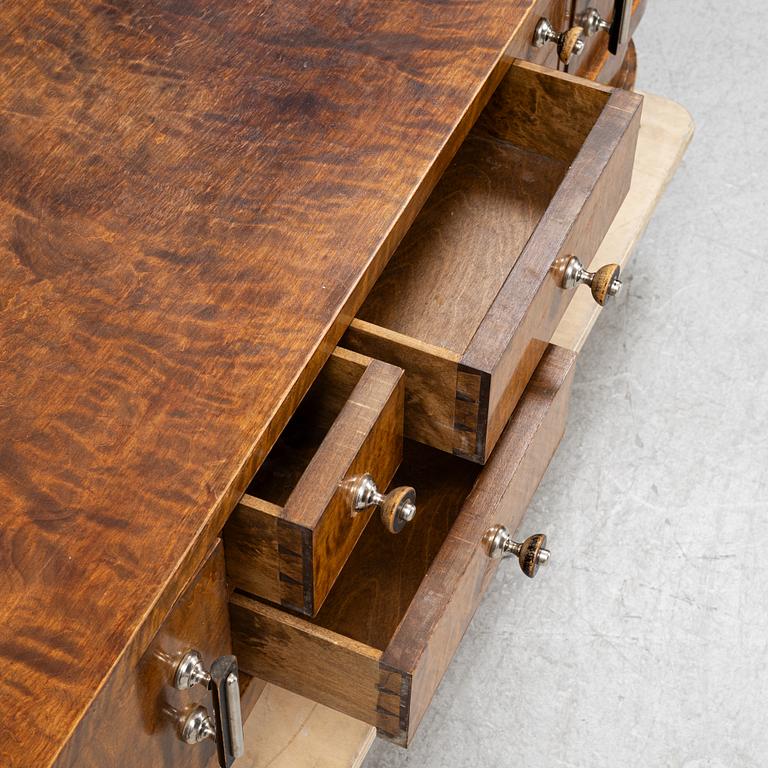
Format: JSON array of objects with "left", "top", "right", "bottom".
[
  {"left": 231, "top": 344, "right": 575, "bottom": 746},
  {"left": 56, "top": 542, "right": 234, "bottom": 767},
  {"left": 343, "top": 61, "right": 641, "bottom": 463},
  {"left": 224, "top": 348, "right": 406, "bottom": 617}
]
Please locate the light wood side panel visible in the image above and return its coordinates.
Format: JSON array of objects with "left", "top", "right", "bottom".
[
  {"left": 239, "top": 684, "right": 376, "bottom": 768},
  {"left": 343, "top": 320, "right": 460, "bottom": 455}
]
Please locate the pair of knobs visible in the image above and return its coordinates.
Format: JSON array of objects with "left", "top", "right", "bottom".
[{"left": 345, "top": 476, "right": 550, "bottom": 579}]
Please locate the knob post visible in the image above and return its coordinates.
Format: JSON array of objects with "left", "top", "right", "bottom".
[
  {"left": 486, "top": 526, "right": 550, "bottom": 578},
  {"left": 561, "top": 255, "right": 622, "bottom": 306}
]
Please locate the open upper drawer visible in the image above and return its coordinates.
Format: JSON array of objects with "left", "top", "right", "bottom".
[
  {"left": 224, "top": 349, "right": 408, "bottom": 617},
  {"left": 343, "top": 61, "right": 641, "bottom": 463},
  {"left": 230, "top": 344, "right": 575, "bottom": 746}
]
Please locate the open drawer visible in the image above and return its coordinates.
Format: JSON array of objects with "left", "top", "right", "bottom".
[
  {"left": 230, "top": 344, "right": 575, "bottom": 746},
  {"left": 343, "top": 61, "right": 641, "bottom": 463},
  {"left": 224, "top": 348, "right": 408, "bottom": 617}
]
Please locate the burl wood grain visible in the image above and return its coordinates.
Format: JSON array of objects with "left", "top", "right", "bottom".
[
  {"left": 0, "top": 2, "right": 558, "bottom": 765},
  {"left": 231, "top": 345, "right": 576, "bottom": 745},
  {"left": 347, "top": 62, "right": 642, "bottom": 463},
  {"left": 53, "top": 542, "right": 230, "bottom": 768},
  {"left": 225, "top": 349, "right": 404, "bottom": 616}
]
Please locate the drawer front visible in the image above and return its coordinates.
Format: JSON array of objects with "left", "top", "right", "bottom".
[
  {"left": 345, "top": 61, "right": 641, "bottom": 464},
  {"left": 55, "top": 542, "right": 231, "bottom": 768},
  {"left": 224, "top": 348, "right": 405, "bottom": 617},
  {"left": 231, "top": 345, "right": 576, "bottom": 746}
]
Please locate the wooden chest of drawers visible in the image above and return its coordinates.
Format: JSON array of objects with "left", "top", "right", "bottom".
[{"left": 0, "top": 0, "right": 684, "bottom": 765}]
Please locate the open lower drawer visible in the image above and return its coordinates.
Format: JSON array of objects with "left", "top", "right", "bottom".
[
  {"left": 230, "top": 344, "right": 576, "bottom": 746},
  {"left": 343, "top": 60, "right": 641, "bottom": 463},
  {"left": 224, "top": 348, "right": 405, "bottom": 617}
]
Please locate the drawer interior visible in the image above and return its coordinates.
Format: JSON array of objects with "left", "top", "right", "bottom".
[
  {"left": 246, "top": 350, "right": 368, "bottom": 507},
  {"left": 224, "top": 348, "right": 404, "bottom": 616},
  {"left": 231, "top": 345, "right": 576, "bottom": 745},
  {"left": 344, "top": 61, "right": 641, "bottom": 462}
]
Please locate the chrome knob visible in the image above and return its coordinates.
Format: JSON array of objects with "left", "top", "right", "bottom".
[
  {"left": 179, "top": 705, "right": 217, "bottom": 745},
  {"left": 581, "top": 0, "right": 632, "bottom": 54},
  {"left": 173, "top": 651, "right": 244, "bottom": 767},
  {"left": 346, "top": 473, "right": 416, "bottom": 534},
  {"left": 561, "top": 255, "right": 622, "bottom": 306},
  {"left": 580, "top": 7, "right": 611, "bottom": 36},
  {"left": 532, "top": 18, "right": 585, "bottom": 64},
  {"left": 486, "top": 525, "right": 550, "bottom": 578}
]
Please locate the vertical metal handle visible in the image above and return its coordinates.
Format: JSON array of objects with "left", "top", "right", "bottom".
[{"left": 609, "top": 0, "right": 632, "bottom": 54}]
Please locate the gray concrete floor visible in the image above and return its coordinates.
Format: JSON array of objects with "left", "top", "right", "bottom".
[{"left": 364, "top": 4, "right": 768, "bottom": 767}]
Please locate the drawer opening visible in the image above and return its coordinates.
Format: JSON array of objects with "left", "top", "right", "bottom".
[
  {"left": 343, "top": 61, "right": 641, "bottom": 462},
  {"left": 231, "top": 345, "right": 577, "bottom": 745}
]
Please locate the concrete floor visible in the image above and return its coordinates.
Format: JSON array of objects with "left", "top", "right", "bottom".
[{"left": 364, "top": 4, "right": 768, "bottom": 767}]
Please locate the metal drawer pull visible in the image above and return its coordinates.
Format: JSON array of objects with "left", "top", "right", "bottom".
[
  {"left": 579, "top": 1, "right": 632, "bottom": 54},
  {"left": 174, "top": 650, "right": 245, "bottom": 767},
  {"left": 532, "top": 18, "right": 585, "bottom": 64},
  {"left": 345, "top": 473, "right": 416, "bottom": 534},
  {"left": 561, "top": 255, "right": 622, "bottom": 306},
  {"left": 486, "top": 525, "right": 550, "bottom": 578}
]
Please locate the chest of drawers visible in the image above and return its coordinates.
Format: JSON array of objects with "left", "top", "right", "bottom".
[{"left": 0, "top": 0, "right": 685, "bottom": 765}]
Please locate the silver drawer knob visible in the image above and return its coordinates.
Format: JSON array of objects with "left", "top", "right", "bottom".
[
  {"left": 486, "top": 525, "right": 550, "bottom": 578},
  {"left": 173, "top": 650, "right": 244, "bottom": 767},
  {"left": 179, "top": 705, "right": 217, "bottom": 745},
  {"left": 579, "top": 6, "right": 612, "bottom": 36},
  {"left": 579, "top": 1, "right": 632, "bottom": 54},
  {"left": 346, "top": 473, "right": 416, "bottom": 534},
  {"left": 561, "top": 255, "right": 622, "bottom": 306},
  {"left": 532, "top": 18, "right": 585, "bottom": 64}
]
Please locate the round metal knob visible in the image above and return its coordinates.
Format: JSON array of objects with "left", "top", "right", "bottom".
[
  {"left": 174, "top": 649, "right": 211, "bottom": 690},
  {"left": 580, "top": 7, "right": 612, "bottom": 36},
  {"left": 486, "top": 525, "right": 550, "bottom": 578},
  {"left": 561, "top": 255, "right": 622, "bottom": 306},
  {"left": 179, "top": 705, "right": 216, "bottom": 745},
  {"left": 532, "top": 18, "right": 585, "bottom": 64},
  {"left": 347, "top": 473, "right": 416, "bottom": 534}
]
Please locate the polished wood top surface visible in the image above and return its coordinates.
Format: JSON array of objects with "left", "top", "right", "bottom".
[{"left": 0, "top": 1, "right": 539, "bottom": 764}]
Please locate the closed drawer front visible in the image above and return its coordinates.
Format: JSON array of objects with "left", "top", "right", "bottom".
[
  {"left": 231, "top": 344, "right": 575, "bottom": 746},
  {"left": 55, "top": 542, "right": 231, "bottom": 768},
  {"left": 224, "top": 348, "right": 406, "bottom": 617},
  {"left": 343, "top": 61, "right": 641, "bottom": 463}
]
